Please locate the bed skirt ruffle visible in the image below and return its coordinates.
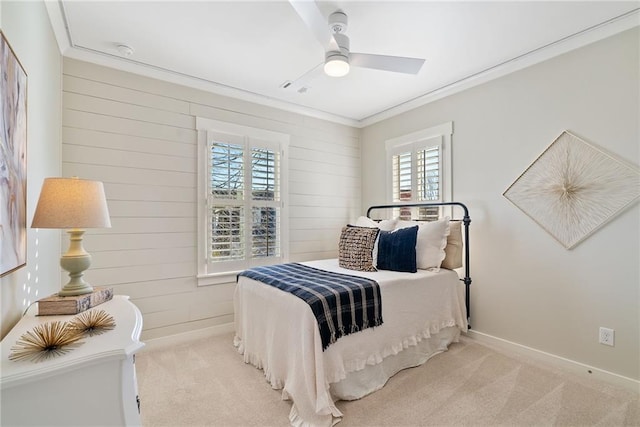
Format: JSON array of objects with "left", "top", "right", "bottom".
[
  {"left": 329, "top": 326, "right": 460, "bottom": 401},
  {"left": 234, "top": 325, "right": 461, "bottom": 426}
]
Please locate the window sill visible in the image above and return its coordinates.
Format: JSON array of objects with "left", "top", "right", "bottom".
[{"left": 197, "top": 271, "right": 241, "bottom": 287}]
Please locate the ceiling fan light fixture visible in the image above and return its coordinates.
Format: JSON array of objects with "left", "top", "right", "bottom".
[{"left": 324, "top": 54, "right": 350, "bottom": 77}]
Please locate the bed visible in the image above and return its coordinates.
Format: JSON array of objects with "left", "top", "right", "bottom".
[{"left": 234, "top": 202, "right": 471, "bottom": 427}]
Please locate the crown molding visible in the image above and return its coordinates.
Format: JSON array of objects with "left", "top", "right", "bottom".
[
  {"left": 359, "top": 8, "right": 640, "bottom": 127},
  {"left": 44, "top": 1, "right": 358, "bottom": 127},
  {"left": 45, "top": 1, "right": 71, "bottom": 55},
  {"left": 46, "top": 2, "right": 639, "bottom": 129}
]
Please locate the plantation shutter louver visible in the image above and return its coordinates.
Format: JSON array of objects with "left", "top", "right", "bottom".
[
  {"left": 389, "top": 137, "right": 443, "bottom": 220},
  {"left": 206, "top": 132, "right": 283, "bottom": 272},
  {"left": 392, "top": 151, "right": 413, "bottom": 202},
  {"left": 416, "top": 146, "right": 440, "bottom": 220},
  {"left": 250, "top": 145, "right": 281, "bottom": 259},
  {"left": 417, "top": 146, "right": 440, "bottom": 202}
]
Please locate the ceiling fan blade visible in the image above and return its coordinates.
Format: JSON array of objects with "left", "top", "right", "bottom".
[
  {"left": 288, "top": 0, "right": 338, "bottom": 51},
  {"left": 350, "top": 53, "right": 425, "bottom": 74}
]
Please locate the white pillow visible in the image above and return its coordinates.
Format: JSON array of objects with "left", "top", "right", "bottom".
[
  {"left": 353, "top": 216, "right": 397, "bottom": 231},
  {"left": 395, "top": 217, "right": 450, "bottom": 271},
  {"left": 354, "top": 216, "right": 378, "bottom": 228},
  {"left": 378, "top": 218, "right": 398, "bottom": 231},
  {"left": 350, "top": 217, "right": 398, "bottom": 268}
]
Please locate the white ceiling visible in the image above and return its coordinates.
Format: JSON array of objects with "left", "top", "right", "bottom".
[{"left": 46, "top": 1, "right": 639, "bottom": 127}]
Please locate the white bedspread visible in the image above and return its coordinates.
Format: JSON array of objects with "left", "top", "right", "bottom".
[{"left": 234, "top": 259, "right": 467, "bottom": 427}]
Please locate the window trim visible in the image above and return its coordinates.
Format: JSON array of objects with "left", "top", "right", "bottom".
[
  {"left": 385, "top": 121, "right": 453, "bottom": 209},
  {"left": 196, "top": 117, "right": 289, "bottom": 286}
]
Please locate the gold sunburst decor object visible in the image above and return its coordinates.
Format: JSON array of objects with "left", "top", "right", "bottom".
[
  {"left": 9, "top": 321, "right": 84, "bottom": 362},
  {"left": 504, "top": 131, "right": 640, "bottom": 249},
  {"left": 69, "top": 309, "right": 116, "bottom": 337}
]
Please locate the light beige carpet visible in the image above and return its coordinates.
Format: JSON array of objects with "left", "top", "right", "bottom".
[{"left": 135, "top": 333, "right": 639, "bottom": 426}]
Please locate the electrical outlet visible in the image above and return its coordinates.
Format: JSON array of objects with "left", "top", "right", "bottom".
[{"left": 599, "top": 327, "right": 615, "bottom": 346}]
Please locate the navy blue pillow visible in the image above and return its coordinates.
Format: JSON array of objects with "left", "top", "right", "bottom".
[{"left": 377, "top": 225, "right": 418, "bottom": 273}]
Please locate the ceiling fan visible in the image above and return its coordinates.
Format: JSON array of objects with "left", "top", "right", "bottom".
[{"left": 289, "top": 1, "right": 425, "bottom": 79}]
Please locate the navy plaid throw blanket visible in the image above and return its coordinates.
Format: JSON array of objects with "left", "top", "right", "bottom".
[{"left": 238, "top": 263, "right": 383, "bottom": 350}]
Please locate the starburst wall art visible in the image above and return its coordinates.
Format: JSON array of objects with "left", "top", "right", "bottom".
[{"left": 504, "top": 130, "right": 640, "bottom": 249}]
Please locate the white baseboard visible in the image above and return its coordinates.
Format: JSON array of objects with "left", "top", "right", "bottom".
[
  {"left": 141, "top": 322, "right": 234, "bottom": 352},
  {"left": 465, "top": 330, "right": 640, "bottom": 394}
]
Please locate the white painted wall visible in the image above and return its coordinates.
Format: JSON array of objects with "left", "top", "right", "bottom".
[
  {"left": 361, "top": 28, "right": 640, "bottom": 381},
  {"left": 61, "top": 58, "right": 361, "bottom": 340},
  {"left": 0, "top": 1, "right": 62, "bottom": 338}
]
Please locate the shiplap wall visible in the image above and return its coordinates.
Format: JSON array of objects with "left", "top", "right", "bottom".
[{"left": 62, "top": 58, "right": 361, "bottom": 340}]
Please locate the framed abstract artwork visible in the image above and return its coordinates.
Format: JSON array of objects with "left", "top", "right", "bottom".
[
  {"left": 1, "top": 31, "right": 28, "bottom": 276},
  {"left": 504, "top": 130, "right": 640, "bottom": 249}
]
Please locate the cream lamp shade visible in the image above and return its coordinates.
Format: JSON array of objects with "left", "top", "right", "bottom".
[
  {"left": 31, "top": 177, "right": 111, "bottom": 296},
  {"left": 31, "top": 178, "right": 111, "bottom": 229}
]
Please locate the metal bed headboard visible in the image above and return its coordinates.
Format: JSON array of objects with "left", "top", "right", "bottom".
[{"left": 366, "top": 202, "right": 472, "bottom": 329}]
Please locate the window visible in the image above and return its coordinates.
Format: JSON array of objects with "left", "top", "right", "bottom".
[
  {"left": 196, "top": 118, "right": 289, "bottom": 285},
  {"left": 385, "top": 122, "right": 452, "bottom": 220}
]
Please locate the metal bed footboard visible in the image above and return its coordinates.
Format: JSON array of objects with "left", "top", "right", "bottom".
[{"left": 366, "top": 202, "right": 472, "bottom": 329}]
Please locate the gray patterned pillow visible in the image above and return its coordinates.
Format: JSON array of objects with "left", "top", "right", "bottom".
[{"left": 338, "top": 226, "right": 379, "bottom": 272}]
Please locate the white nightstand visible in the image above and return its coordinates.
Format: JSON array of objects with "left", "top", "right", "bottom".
[{"left": 0, "top": 295, "right": 144, "bottom": 426}]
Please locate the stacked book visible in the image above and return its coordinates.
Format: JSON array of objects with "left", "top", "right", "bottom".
[{"left": 37, "top": 287, "right": 114, "bottom": 316}]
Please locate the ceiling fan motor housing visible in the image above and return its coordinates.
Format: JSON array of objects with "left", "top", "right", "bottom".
[
  {"left": 329, "top": 11, "right": 348, "bottom": 34},
  {"left": 325, "top": 11, "right": 350, "bottom": 76},
  {"left": 331, "top": 33, "right": 350, "bottom": 56},
  {"left": 325, "top": 50, "right": 349, "bottom": 64}
]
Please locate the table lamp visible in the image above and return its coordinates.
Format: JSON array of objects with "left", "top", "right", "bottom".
[{"left": 31, "top": 177, "right": 111, "bottom": 296}]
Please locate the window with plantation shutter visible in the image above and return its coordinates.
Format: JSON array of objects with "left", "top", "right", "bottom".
[
  {"left": 196, "top": 118, "right": 289, "bottom": 285},
  {"left": 209, "top": 140, "right": 246, "bottom": 264},
  {"left": 250, "top": 146, "right": 281, "bottom": 259},
  {"left": 417, "top": 146, "right": 440, "bottom": 202},
  {"left": 392, "top": 151, "right": 412, "bottom": 202},
  {"left": 386, "top": 122, "right": 453, "bottom": 220}
]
